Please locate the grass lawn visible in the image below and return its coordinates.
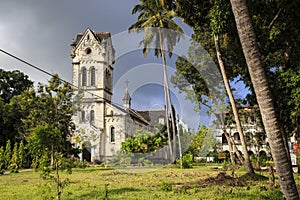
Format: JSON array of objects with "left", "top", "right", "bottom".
[{"left": 0, "top": 163, "right": 296, "bottom": 200}]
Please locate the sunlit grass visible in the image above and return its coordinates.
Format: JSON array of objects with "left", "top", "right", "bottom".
[{"left": 0, "top": 164, "right": 290, "bottom": 200}]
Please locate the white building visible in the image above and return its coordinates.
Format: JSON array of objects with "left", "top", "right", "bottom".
[
  {"left": 215, "top": 106, "right": 270, "bottom": 159},
  {"left": 70, "top": 28, "right": 166, "bottom": 163}
]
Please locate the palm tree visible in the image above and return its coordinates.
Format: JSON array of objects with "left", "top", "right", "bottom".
[
  {"left": 209, "top": 1, "right": 254, "bottom": 174},
  {"left": 230, "top": 0, "right": 298, "bottom": 199},
  {"left": 129, "top": 0, "right": 183, "bottom": 162},
  {"left": 214, "top": 34, "right": 254, "bottom": 174}
]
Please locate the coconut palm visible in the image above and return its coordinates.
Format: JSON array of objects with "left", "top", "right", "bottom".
[
  {"left": 129, "top": 0, "right": 183, "bottom": 162},
  {"left": 230, "top": 0, "right": 298, "bottom": 198},
  {"left": 214, "top": 34, "right": 254, "bottom": 174}
]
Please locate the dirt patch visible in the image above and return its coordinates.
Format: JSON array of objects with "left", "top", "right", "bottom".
[
  {"left": 102, "top": 171, "right": 137, "bottom": 176},
  {"left": 239, "top": 172, "right": 268, "bottom": 182},
  {"left": 173, "top": 172, "right": 269, "bottom": 192},
  {"left": 201, "top": 172, "right": 241, "bottom": 187}
]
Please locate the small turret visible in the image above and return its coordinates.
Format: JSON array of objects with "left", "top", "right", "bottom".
[{"left": 122, "top": 84, "right": 131, "bottom": 110}]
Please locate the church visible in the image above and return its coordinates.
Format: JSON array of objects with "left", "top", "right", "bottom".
[{"left": 70, "top": 28, "right": 166, "bottom": 163}]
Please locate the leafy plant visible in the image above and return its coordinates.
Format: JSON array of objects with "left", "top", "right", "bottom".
[
  {"left": 10, "top": 142, "right": 19, "bottom": 173},
  {"left": 40, "top": 153, "right": 72, "bottom": 200},
  {"left": 178, "top": 154, "right": 193, "bottom": 169},
  {"left": 161, "top": 182, "right": 172, "bottom": 192},
  {"left": 4, "top": 140, "right": 11, "bottom": 170},
  {"left": 0, "top": 146, "right": 5, "bottom": 174}
]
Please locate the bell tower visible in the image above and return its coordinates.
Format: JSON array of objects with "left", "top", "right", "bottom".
[
  {"left": 71, "top": 28, "right": 115, "bottom": 162},
  {"left": 71, "top": 28, "right": 115, "bottom": 102}
]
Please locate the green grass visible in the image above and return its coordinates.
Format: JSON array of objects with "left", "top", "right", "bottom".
[{"left": 0, "top": 164, "right": 293, "bottom": 200}]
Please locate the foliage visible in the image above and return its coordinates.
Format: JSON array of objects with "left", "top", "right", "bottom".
[
  {"left": 21, "top": 74, "right": 76, "bottom": 157},
  {"left": 4, "top": 140, "right": 11, "bottom": 170},
  {"left": 0, "top": 69, "right": 33, "bottom": 147},
  {"left": 39, "top": 152, "right": 72, "bottom": 200},
  {"left": 18, "top": 140, "right": 25, "bottom": 169},
  {"left": 129, "top": 0, "right": 183, "bottom": 57},
  {"left": 121, "top": 130, "right": 166, "bottom": 153},
  {"left": 274, "top": 68, "right": 300, "bottom": 136},
  {"left": 10, "top": 142, "right": 19, "bottom": 173},
  {"left": 0, "top": 146, "right": 5, "bottom": 174},
  {"left": 185, "top": 125, "right": 216, "bottom": 161},
  {"left": 108, "top": 151, "right": 133, "bottom": 167},
  {"left": 28, "top": 125, "right": 62, "bottom": 164},
  {"left": 177, "top": 153, "right": 193, "bottom": 169},
  {"left": 0, "top": 69, "right": 33, "bottom": 103},
  {"left": 172, "top": 0, "right": 300, "bottom": 140},
  {"left": 160, "top": 181, "right": 172, "bottom": 191},
  {"left": 129, "top": 0, "right": 183, "bottom": 162}
]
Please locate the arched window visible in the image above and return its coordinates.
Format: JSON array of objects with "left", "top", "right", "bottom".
[
  {"left": 90, "top": 67, "right": 95, "bottom": 86},
  {"left": 81, "top": 110, "right": 85, "bottom": 122},
  {"left": 222, "top": 133, "right": 228, "bottom": 144},
  {"left": 110, "top": 126, "right": 115, "bottom": 143},
  {"left": 90, "top": 110, "right": 95, "bottom": 124},
  {"left": 82, "top": 67, "right": 87, "bottom": 86},
  {"left": 233, "top": 132, "right": 240, "bottom": 142}
]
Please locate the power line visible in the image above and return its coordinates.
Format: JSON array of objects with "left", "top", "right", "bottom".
[{"left": 0, "top": 48, "right": 117, "bottom": 105}]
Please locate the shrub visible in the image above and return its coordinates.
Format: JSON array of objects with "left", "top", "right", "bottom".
[
  {"left": 0, "top": 146, "right": 5, "bottom": 174},
  {"left": 161, "top": 182, "right": 172, "bottom": 191},
  {"left": 177, "top": 154, "right": 193, "bottom": 169}
]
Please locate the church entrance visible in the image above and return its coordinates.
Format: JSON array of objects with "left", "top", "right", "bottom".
[{"left": 82, "top": 142, "right": 91, "bottom": 162}]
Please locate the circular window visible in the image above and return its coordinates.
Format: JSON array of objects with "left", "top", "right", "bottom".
[{"left": 85, "top": 48, "right": 92, "bottom": 55}]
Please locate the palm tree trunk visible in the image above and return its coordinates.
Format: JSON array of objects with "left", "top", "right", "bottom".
[
  {"left": 214, "top": 34, "right": 254, "bottom": 174},
  {"left": 230, "top": 0, "right": 298, "bottom": 198},
  {"left": 158, "top": 28, "right": 177, "bottom": 162},
  {"left": 223, "top": 130, "right": 236, "bottom": 165},
  {"left": 164, "top": 93, "right": 173, "bottom": 160}
]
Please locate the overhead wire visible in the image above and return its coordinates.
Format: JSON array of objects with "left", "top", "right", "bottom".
[{"left": 0, "top": 48, "right": 124, "bottom": 107}]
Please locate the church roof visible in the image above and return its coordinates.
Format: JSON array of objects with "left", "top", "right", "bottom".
[
  {"left": 72, "top": 28, "right": 111, "bottom": 46},
  {"left": 110, "top": 103, "right": 150, "bottom": 125},
  {"left": 137, "top": 110, "right": 165, "bottom": 125}
]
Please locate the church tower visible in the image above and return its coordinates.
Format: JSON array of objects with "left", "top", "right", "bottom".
[
  {"left": 71, "top": 28, "right": 114, "bottom": 102},
  {"left": 71, "top": 28, "right": 115, "bottom": 162}
]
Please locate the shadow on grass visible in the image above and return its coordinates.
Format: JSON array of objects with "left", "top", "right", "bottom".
[
  {"left": 73, "top": 167, "right": 114, "bottom": 173},
  {"left": 109, "top": 187, "right": 142, "bottom": 195},
  {"left": 76, "top": 187, "right": 142, "bottom": 199}
]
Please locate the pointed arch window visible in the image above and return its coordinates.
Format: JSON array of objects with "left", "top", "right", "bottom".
[
  {"left": 90, "top": 110, "right": 95, "bottom": 124},
  {"left": 81, "top": 67, "right": 87, "bottom": 86},
  {"left": 90, "top": 67, "right": 96, "bottom": 86},
  {"left": 110, "top": 126, "right": 115, "bottom": 143},
  {"left": 233, "top": 132, "right": 240, "bottom": 142},
  {"left": 81, "top": 110, "right": 85, "bottom": 122}
]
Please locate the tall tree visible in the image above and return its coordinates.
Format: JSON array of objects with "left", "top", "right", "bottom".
[
  {"left": 0, "top": 69, "right": 33, "bottom": 103},
  {"left": 0, "top": 69, "right": 33, "bottom": 147},
  {"left": 230, "top": 0, "right": 298, "bottom": 199},
  {"left": 21, "top": 74, "right": 76, "bottom": 160},
  {"left": 210, "top": 0, "right": 254, "bottom": 173},
  {"left": 129, "top": 0, "right": 183, "bottom": 161}
]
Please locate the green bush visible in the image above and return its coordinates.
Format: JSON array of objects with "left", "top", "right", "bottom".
[
  {"left": 177, "top": 154, "right": 193, "bottom": 169},
  {"left": 73, "top": 160, "right": 89, "bottom": 168},
  {"left": 161, "top": 182, "right": 172, "bottom": 191}
]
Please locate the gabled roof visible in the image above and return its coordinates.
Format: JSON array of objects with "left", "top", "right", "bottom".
[
  {"left": 72, "top": 28, "right": 111, "bottom": 48},
  {"left": 109, "top": 102, "right": 150, "bottom": 125},
  {"left": 137, "top": 110, "right": 165, "bottom": 125}
]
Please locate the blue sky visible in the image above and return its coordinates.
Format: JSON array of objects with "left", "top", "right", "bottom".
[{"left": 0, "top": 1, "right": 248, "bottom": 131}]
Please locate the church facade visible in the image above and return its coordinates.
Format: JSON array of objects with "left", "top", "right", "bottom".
[{"left": 70, "top": 28, "right": 165, "bottom": 163}]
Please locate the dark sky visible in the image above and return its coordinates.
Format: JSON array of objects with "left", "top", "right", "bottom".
[
  {"left": 0, "top": 0, "right": 141, "bottom": 83},
  {"left": 0, "top": 0, "right": 234, "bottom": 130}
]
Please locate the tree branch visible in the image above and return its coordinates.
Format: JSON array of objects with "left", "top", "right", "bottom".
[{"left": 267, "top": 7, "right": 283, "bottom": 31}]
